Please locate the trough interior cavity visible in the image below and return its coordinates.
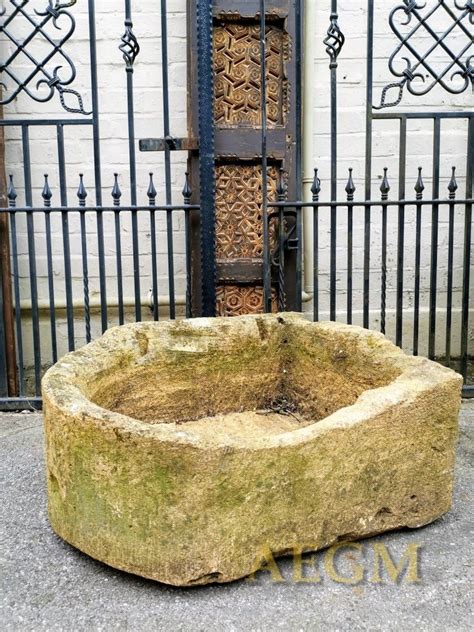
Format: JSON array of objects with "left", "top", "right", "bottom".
[{"left": 88, "top": 318, "right": 401, "bottom": 426}]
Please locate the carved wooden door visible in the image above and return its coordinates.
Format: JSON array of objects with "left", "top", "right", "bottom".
[{"left": 188, "top": 1, "right": 301, "bottom": 316}]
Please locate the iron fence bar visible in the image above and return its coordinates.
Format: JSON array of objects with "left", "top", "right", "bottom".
[
  {"left": 373, "top": 112, "right": 472, "bottom": 120},
  {"left": 277, "top": 169, "right": 286, "bottom": 312},
  {"left": 364, "top": 0, "right": 374, "bottom": 330},
  {"left": 112, "top": 174, "right": 125, "bottom": 325},
  {"left": 160, "top": 0, "right": 176, "bottom": 320},
  {"left": 380, "top": 168, "right": 390, "bottom": 335},
  {"left": 183, "top": 173, "right": 192, "bottom": 319},
  {"left": 461, "top": 116, "right": 473, "bottom": 382},
  {"left": 0, "top": 120, "right": 93, "bottom": 126},
  {"left": 325, "top": 0, "right": 343, "bottom": 322},
  {"left": 197, "top": 0, "right": 216, "bottom": 317},
  {"left": 147, "top": 173, "right": 159, "bottom": 321},
  {"left": 42, "top": 177, "right": 58, "bottom": 364},
  {"left": 0, "top": 397, "right": 42, "bottom": 410},
  {"left": 396, "top": 118, "right": 407, "bottom": 347},
  {"left": 121, "top": 0, "right": 141, "bottom": 322},
  {"left": 0, "top": 204, "right": 199, "bottom": 213},
  {"left": 21, "top": 126, "right": 41, "bottom": 396},
  {"left": 429, "top": 116, "right": 441, "bottom": 360},
  {"left": 7, "top": 178, "right": 24, "bottom": 397},
  {"left": 57, "top": 125, "right": 75, "bottom": 351},
  {"left": 88, "top": 0, "right": 106, "bottom": 333},
  {"left": 345, "top": 169, "right": 355, "bottom": 324},
  {"left": 413, "top": 167, "right": 425, "bottom": 356},
  {"left": 312, "top": 169, "right": 321, "bottom": 322},
  {"left": 269, "top": 199, "right": 474, "bottom": 208},
  {"left": 260, "top": 0, "right": 271, "bottom": 313},
  {"left": 446, "top": 167, "right": 458, "bottom": 368},
  {"left": 77, "top": 175, "right": 91, "bottom": 343},
  {"left": 0, "top": 262, "right": 7, "bottom": 396},
  {"left": 294, "top": 0, "right": 303, "bottom": 312}
]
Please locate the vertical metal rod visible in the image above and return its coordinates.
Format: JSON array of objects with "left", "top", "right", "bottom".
[
  {"left": 79, "top": 213, "right": 91, "bottom": 342},
  {"left": 380, "top": 168, "right": 390, "bottom": 336},
  {"left": 0, "top": 264, "right": 7, "bottom": 396},
  {"left": 328, "top": 0, "right": 339, "bottom": 322},
  {"left": 57, "top": 125, "right": 74, "bottom": 351},
  {"left": 112, "top": 174, "right": 124, "bottom": 325},
  {"left": 183, "top": 172, "right": 192, "bottom": 319},
  {"left": 260, "top": 0, "right": 271, "bottom": 313},
  {"left": 277, "top": 168, "right": 286, "bottom": 311},
  {"left": 312, "top": 169, "right": 320, "bottom": 322},
  {"left": 396, "top": 117, "right": 406, "bottom": 347},
  {"left": 147, "top": 173, "right": 159, "bottom": 321},
  {"left": 294, "top": 0, "right": 303, "bottom": 310},
  {"left": 160, "top": 0, "right": 176, "bottom": 319},
  {"left": 364, "top": 0, "right": 374, "bottom": 329},
  {"left": 428, "top": 116, "right": 441, "bottom": 360},
  {"left": 77, "top": 175, "right": 91, "bottom": 343},
  {"left": 381, "top": 205, "right": 387, "bottom": 335},
  {"left": 123, "top": 0, "right": 141, "bottom": 321},
  {"left": 446, "top": 167, "right": 457, "bottom": 367},
  {"left": 345, "top": 168, "right": 355, "bottom": 324},
  {"left": 22, "top": 126, "right": 41, "bottom": 395},
  {"left": 42, "top": 176, "right": 57, "bottom": 363},
  {"left": 88, "top": 0, "right": 107, "bottom": 332},
  {"left": 347, "top": 207, "right": 353, "bottom": 324},
  {"left": 413, "top": 167, "right": 424, "bottom": 356},
  {"left": 197, "top": 0, "right": 216, "bottom": 316},
  {"left": 460, "top": 116, "right": 473, "bottom": 381},
  {"left": 7, "top": 178, "right": 25, "bottom": 396}
]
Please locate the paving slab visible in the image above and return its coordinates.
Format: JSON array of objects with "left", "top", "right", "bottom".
[{"left": 0, "top": 402, "right": 473, "bottom": 632}]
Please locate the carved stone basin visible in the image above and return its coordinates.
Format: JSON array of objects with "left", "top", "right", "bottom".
[{"left": 42, "top": 313, "right": 462, "bottom": 586}]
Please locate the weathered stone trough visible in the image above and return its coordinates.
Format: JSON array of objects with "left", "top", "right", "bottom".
[{"left": 42, "top": 313, "right": 462, "bottom": 586}]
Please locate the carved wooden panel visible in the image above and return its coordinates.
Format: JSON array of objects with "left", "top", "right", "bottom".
[
  {"left": 215, "top": 163, "right": 278, "bottom": 260},
  {"left": 216, "top": 285, "right": 277, "bottom": 317},
  {"left": 214, "top": 22, "right": 289, "bottom": 128}
]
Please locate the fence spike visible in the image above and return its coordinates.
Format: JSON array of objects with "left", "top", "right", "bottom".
[
  {"left": 380, "top": 167, "right": 390, "bottom": 200},
  {"left": 7, "top": 175, "right": 17, "bottom": 206},
  {"left": 42, "top": 174, "right": 52, "bottom": 207},
  {"left": 414, "top": 166, "right": 424, "bottom": 199},
  {"left": 111, "top": 173, "right": 121, "bottom": 206},
  {"left": 276, "top": 167, "right": 286, "bottom": 200},
  {"left": 77, "top": 173, "right": 87, "bottom": 207},
  {"left": 182, "top": 171, "right": 192, "bottom": 202},
  {"left": 147, "top": 172, "right": 157, "bottom": 206},
  {"left": 345, "top": 167, "right": 355, "bottom": 200},
  {"left": 448, "top": 166, "right": 457, "bottom": 198},
  {"left": 311, "top": 168, "right": 321, "bottom": 200}
]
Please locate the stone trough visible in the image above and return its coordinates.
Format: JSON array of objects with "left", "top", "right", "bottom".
[{"left": 42, "top": 313, "right": 462, "bottom": 586}]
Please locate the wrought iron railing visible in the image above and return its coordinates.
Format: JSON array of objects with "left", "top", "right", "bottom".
[
  {"left": 0, "top": 0, "right": 472, "bottom": 407},
  {"left": 0, "top": 171, "right": 195, "bottom": 408}
]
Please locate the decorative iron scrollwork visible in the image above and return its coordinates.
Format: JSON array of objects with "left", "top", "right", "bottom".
[
  {"left": 323, "top": 12, "right": 345, "bottom": 69},
  {"left": 0, "top": 0, "right": 90, "bottom": 115},
  {"left": 376, "top": 0, "right": 474, "bottom": 109},
  {"left": 119, "top": 19, "right": 140, "bottom": 71}
]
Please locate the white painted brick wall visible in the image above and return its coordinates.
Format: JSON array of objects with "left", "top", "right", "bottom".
[{"left": 2, "top": 0, "right": 472, "bottom": 372}]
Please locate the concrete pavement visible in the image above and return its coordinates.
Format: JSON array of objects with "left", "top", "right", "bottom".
[{"left": 1, "top": 403, "right": 472, "bottom": 631}]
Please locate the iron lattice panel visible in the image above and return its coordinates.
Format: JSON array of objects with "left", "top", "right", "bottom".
[
  {"left": 0, "top": 0, "right": 89, "bottom": 114},
  {"left": 376, "top": 0, "right": 474, "bottom": 109}
]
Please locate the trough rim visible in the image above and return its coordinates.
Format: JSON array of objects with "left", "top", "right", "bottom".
[{"left": 41, "top": 313, "right": 462, "bottom": 450}]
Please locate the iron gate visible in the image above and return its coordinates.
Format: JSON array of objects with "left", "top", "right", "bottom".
[{"left": 0, "top": 0, "right": 472, "bottom": 409}]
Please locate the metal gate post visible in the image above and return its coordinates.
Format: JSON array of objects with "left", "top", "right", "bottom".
[{"left": 196, "top": 0, "right": 216, "bottom": 317}]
